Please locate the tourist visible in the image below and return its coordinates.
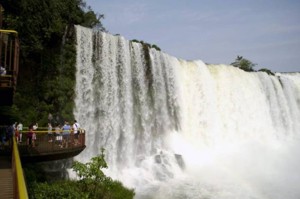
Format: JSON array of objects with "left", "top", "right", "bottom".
[
  {"left": 6, "top": 124, "right": 14, "bottom": 147},
  {"left": 72, "top": 120, "right": 80, "bottom": 145},
  {"left": 48, "top": 123, "right": 53, "bottom": 142},
  {"left": 17, "top": 122, "right": 23, "bottom": 143},
  {"left": 15, "top": 122, "right": 20, "bottom": 143},
  {"left": 27, "top": 125, "right": 33, "bottom": 147},
  {"left": 0, "top": 126, "right": 6, "bottom": 149},
  {"left": 32, "top": 122, "right": 38, "bottom": 147},
  {"left": 54, "top": 124, "right": 62, "bottom": 146},
  {"left": 33, "top": 122, "right": 38, "bottom": 130},
  {"left": 0, "top": 66, "right": 6, "bottom": 75},
  {"left": 61, "top": 121, "right": 71, "bottom": 148}
]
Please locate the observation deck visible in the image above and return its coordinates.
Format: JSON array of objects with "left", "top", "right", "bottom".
[
  {"left": 0, "top": 129, "right": 86, "bottom": 163},
  {"left": 0, "top": 128, "right": 86, "bottom": 198}
]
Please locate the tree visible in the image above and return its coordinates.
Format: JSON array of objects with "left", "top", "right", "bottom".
[
  {"left": 72, "top": 148, "right": 135, "bottom": 199},
  {"left": 26, "top": 149, "right": 135, "bottom": 199},
  {"left": 231, "top": 55, "right": 256, "bottom": 72},
  {"left": 72, "top": 148, "right": 108, "bottom": 187},
  {"left": 1, "top": 0, "right": 105, "bottom": 125}
]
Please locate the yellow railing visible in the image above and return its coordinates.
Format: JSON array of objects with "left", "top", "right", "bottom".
[
  {"left": 17, "top": 129, "right": 86, "bottom": 160},
  {"left": 0, "top": 29, "right": 18, "bottom": 35},
  {"left": 23, "top": 128, "right": 86, "bottom": 134},
  {"left": 12, "top": 138, "right": 28, "bottom": 199}
]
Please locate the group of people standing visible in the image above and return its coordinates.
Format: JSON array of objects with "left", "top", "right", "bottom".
[
  {"left": 0, "top": 119, "right": 81, "bottom": 149},
  {"left": 0, "top": 122, "right": 24, "bottom": 148},
  {"left": 47, "top": 120, "right": 81, "bottom": 148}
]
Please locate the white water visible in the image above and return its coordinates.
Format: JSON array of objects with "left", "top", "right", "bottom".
[{"left": 74, "top": 25, "right": 300, "bottom": 199}]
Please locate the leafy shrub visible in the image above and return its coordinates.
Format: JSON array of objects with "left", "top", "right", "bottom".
[
  {"left": 30, "top": 181, "right": 88, "bottom": 199},
  {"left": 25, "top": 149, "right": 135, "bottom": 199},
  {"left": 72, "top": 148, "right": 135, "bottom": 199},
  {"left": 231, "top": 55, "right": 256, "bottom": 72},
  {"left": 258, "top": 68, "right": 275, "bottom": 76}
]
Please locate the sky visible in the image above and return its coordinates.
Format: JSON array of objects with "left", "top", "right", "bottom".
[{"left": 84, "top": 0, "right": 300, "bottom": 72}]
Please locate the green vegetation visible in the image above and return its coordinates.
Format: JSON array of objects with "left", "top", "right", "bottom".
[
  {"left": 0, "top": 106, "right": 19, "bottom": 125},
  {"left": 131, "top": 39, "right": 161, "bottom": 51},
  {"left": 230, "top": 55, "right": 275, "bottom": 75},
  {"left": 230, "top": 55, "right": 256, "bottom": 72},
  {"left": 25, "top": 149, "right": 135, "bottom": 199},
  {"left": 72, "top": 148, "right": 135, "bottom": 199},
  {"left": 1, "top": 0, "right": 105, "bottom": 125},
  {"left": 258, "top": 68, "right": 275, "bottom": 76}
]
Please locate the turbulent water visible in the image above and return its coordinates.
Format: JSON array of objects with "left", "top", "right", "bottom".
[{"left": 73, "top": 25, "right": 300, "bottom": 199}]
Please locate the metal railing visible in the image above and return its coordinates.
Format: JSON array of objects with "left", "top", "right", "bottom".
[
  {"left": 1, "top": 127, "right": 86, "bottom": 162},
  {"left": 16, "top": 129, "right": 86, "bottom": 162},
  {"left": 12, "top": 137, "right": 28, "bottom": 199},
  {"left": 18, "top": 129, "right": 86, "bottom": 150}
]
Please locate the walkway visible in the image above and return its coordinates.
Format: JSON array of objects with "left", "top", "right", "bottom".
[{"left": 0, "top": 155, "right": 13, "bottom": 199}]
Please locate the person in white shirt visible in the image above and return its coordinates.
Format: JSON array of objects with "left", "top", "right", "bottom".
[
  {"left": 0, "top": 66, "right": 6, "bottom": 75},
  {"left": 33, "top": 123, "right": 38, "bottom": 130},
  {"left": 73, "top": 120, "right": 80, "bottom": 145},
  {"left": 32, "top": 123, "right": 38, "bottom": 146},
  {"left": 17, "top": 123, "right": 23, "bottom": 143}
]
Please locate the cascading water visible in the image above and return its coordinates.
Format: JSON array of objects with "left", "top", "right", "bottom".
[{"left": 74, "top": 25, "right": 300, "bottom": 199}]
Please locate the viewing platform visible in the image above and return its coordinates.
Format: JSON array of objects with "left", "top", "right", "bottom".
[
  {"left": 0, "top": 128, "right": 86, "bottom": 198},
  {"left": 0, "top": 129, "right": 86, "bottom": 163}
]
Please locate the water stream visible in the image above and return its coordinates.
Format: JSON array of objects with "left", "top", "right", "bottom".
[{"left": 73, "top": 25, "right": 300, "bottom": 199}]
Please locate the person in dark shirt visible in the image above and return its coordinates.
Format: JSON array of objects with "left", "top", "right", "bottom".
[
  {"left": 0, "top": 126, "right": 6, "bottom": 148},
  {"left": 5, "top": 124, "right": 14, "bottom": 148},
  {"left": 27, "top": 125, "right": 34, "bottom": 147}
]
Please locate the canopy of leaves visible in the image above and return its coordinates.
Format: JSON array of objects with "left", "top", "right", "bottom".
[
  {"left": 1, "top": 0, "right": 105, "bottom": 126},
  {"left": 231, "top": 55, "right": 256, "bottom": 72},
  {"left": 131, "top": 39, "right": 161, "bottom": 51}
]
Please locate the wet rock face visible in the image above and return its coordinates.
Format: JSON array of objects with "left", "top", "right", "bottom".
[
  {"left": 155, "top": 154, "right": 162, "bottom": 164},
  {"left": 175, "top": 154, "right": 185, "bottom": 170},
  {"left": 155, "top": 152, "right": 185, "bottom": 170}
]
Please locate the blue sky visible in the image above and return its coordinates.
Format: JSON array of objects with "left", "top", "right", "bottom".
[{"left": 85, "top": 0, "right": 300, "bottom": 72}]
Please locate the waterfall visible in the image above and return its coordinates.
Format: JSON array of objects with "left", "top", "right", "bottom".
[{"left": 74, "top": 25, "right": 300, "bottom": 199}]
